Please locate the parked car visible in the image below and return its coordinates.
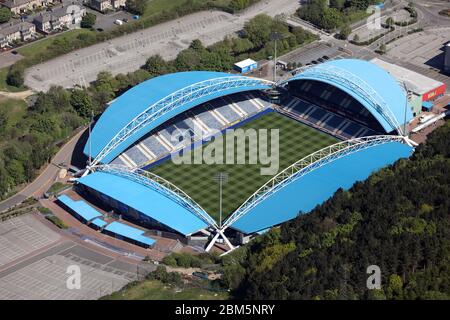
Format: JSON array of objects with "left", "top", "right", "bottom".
[{"left": 133, "top": 15, "right": 140, "bottom": 20}]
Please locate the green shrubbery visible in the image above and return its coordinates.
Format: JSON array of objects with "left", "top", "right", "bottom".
[
  {"left": 147, "top": 266, "right": 183, "bottom": 285},
  {"left": 162, "top": 253, "right": 204, "bottom": 268},
  {"left": 45, "top": 215, "right": 68, "bottom": 229}
]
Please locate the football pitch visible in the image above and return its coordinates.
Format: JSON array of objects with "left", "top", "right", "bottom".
[{"left": 149, "top": 112, "right": 339, "bottom": 223}]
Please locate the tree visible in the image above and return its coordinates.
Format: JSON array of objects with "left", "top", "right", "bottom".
[
  {"left": 189, "top": 39, "right": 205, "bottom": 52},
  {"left": 348, "top": 0, "right": 370, "bottom": 10},
  {"left": 6, "top": 65, "right": 24, "bottom": 87},
  {"left": 379, "top": 43, "right": 387, "bottom": 54},
  {"left": 339, "top": 24, "right": 352, "bottom": 40},
  {"left": 353, "top": 34, "right": 360, "bottom": 43},
  {"left": 81, "top": 12, "right": 96, "bottom": 29},
  {"left": 385, "top": 17, "right": 394, "bottom": 27},
  {"left": 243, "top": 14, "right": 274, "bottom": 48},
  {"left": 175, "top": 48, "right": 201, "bottom": 71},
  {"left": 0, "top": 7, "right": 11, "bottom": 24},
  {"left": 232, "top": 38, "right": 254, "bottom": 55},
  {"left": 126, "top": 0, "right": 146, "bottom": 15},
  {"left": 143, "top": 55, "right": 169, "bottom": 76},
  {"left": 330, "top": 0, "right": 346, "bottom": 10},
  {"left": 70, "top": 89, "right": 93, "bottom": 118}
]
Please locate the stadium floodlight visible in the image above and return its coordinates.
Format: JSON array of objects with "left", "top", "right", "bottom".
[
  {"left": 270, "top": 31, "right": 284, "bottom": 83},
  {"left": 402, "top": 81, "right": 409, "bottom": 137},
  {"left": 213, "top": 172, "right": 229, "bottom": 228}
]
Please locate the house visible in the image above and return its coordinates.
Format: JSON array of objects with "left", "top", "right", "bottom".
[
  {"left": 33, "top": 4, "right": 85, "bottom": 33},
  {"left": 0, "top": 21, "right": 36, "bottom": 47},
  {"left": 89, "top": 0, "right": 125, "bottom": 13},
  {"left": 0, "top": 34, "right": 8, "bottom": 48},
  {"left": 0, "top": 0, "right": 54, "bottom": 15},
  {"left": 112, "top": 0, "right": 125, "bottom": 9}
]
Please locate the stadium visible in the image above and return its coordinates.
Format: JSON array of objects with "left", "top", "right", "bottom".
[{"left": 59, "top": 58, "right": 417, "bottom": 253}]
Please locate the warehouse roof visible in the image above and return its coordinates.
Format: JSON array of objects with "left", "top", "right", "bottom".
[{"left": 370, "top": 58, "right": 444, "bottom": 95}]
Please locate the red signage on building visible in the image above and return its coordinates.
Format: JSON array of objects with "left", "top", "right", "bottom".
[{"left": 423, "top": 84, "right": 446, "bottom": 101}]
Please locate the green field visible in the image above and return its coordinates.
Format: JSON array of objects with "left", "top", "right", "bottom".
[
  {"left": 149, "top": 112, "right": 338, "bottom": 223},
  {"left": 102, "top": 280, "right": 228, "bottom": 300}
]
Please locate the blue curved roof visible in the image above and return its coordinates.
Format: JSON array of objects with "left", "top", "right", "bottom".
[
  {"left": 84, "top": 71, "right": 271, "bottom": 164},
  {"left": 230, "top": 141, "right": 413, "bottom": 234},
  {"left": 77, "top": 171, "right": 208, "bottom": 236},
  {"left": 287, "top": 59, "right": 413, "bottom": 133}
]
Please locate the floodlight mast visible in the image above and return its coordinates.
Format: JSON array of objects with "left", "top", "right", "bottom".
[{"left": 402, "top": 81, "right": 408, "bottom": 137}]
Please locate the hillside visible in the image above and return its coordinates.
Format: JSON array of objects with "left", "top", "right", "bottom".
[{"left": 226, "top": 121, "right": 450, "bottom": 300}]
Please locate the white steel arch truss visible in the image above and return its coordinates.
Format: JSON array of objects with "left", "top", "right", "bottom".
[
  {"left": 222, "top": 135, "right": 408, "bottom": 229},
  {"left": 92, "top": 76, "right": 274, "bottom": 166},
  {"left": 281, "top": 65, "right": 405, "bottom": 135},
  {"left": 90, "top": 164, "right": 219, "bottom": 230}
]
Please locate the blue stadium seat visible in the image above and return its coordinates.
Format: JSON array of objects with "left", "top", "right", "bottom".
[
  {"left": 142, "top": 136, "right": 168, "bottom": 158},
  {"left": 196, "top": 108, "right": 224, "bottom": 130},
  {"left": 125, "top": 147, "right": 149, "bottom": 165}
]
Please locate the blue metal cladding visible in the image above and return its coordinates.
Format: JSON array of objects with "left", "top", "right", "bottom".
[
  {"left": 57, "top": 195, "right": 102, "bottom": 222},
  {"left": 230, "top": 141, "right": 413, "bottom": 234},
  {"left": 84, "top": 71, "right": 272, "bottom": 164},
  {"left": 287, "top": 59, "right": 413, "bottom": 133},
  {"left": 104, "top": 221, "right": 155, "bottom": 246},
  {"left": 77, "top": 171, "right": 208, "bottom": 236}
]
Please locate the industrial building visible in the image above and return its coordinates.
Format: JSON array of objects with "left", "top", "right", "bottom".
[
  {"left": 234, "top": 58, "right": 258, "bottom": 74},
  {"left": 371, "top": 58, "right": 446, "bottom": 116},
  {"left": 59, "top": 59, "right": 417, "bottom": 252}
]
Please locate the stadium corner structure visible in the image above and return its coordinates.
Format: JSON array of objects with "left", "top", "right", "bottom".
[{"left": 71, "top": 59, "right": 416, "bottom": 253}]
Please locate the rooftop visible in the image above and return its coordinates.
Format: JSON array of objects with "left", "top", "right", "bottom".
[
  {"left": 370, "top": 58, "right": 444, "bottom": 95},
  {"left": 1, "top": 0, "right": 33, "bottom": 8},
  {"left": 104, "top": 221, "right": 156, "bottom": 246},
  {"left": 234, "top": 58, "right": 257, "bottom": 69},
  {"left": 33, "top": 5, "right": 77, "bottom": 23},
  {"left": 0, "top": 21, "right": 35, "bottom": 35}
]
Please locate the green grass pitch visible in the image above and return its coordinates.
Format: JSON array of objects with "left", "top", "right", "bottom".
[{"left": 149, "top": 112, "right": 339, "bottom": 223}]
